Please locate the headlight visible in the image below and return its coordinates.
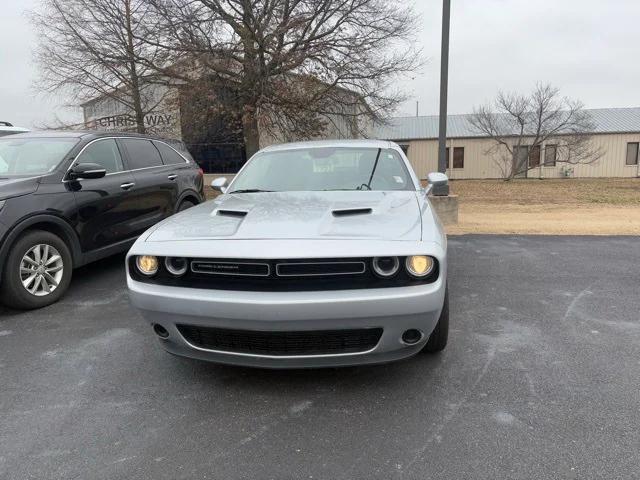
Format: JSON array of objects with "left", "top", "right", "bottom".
[
  {"left": 405, "top": 255, "right": 434, "bottom": 277},
  {"left": 136, "top": 255, "right": 159, "bottom": 276},
  {"left": 372, "top": 256, "right": 400, "bottom": 278},
  {"left": 165, "top": 257, "right": 188, "bottom": 276}
]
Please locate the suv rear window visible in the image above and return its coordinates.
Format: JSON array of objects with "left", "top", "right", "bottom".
[
  {"left": 120, "top": 138, "right": 163, "bottom": 170},
  {"left": 154, "top": 141, "right": 186, "bottom": 165}
]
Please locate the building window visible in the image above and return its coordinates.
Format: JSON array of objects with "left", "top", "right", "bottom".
[
  {"left": 453, "top": 147, "right": 464, "bottom": 169},
  {"left": 529, "top": 145, "right": 541, "bottom": 168},
  {"left": 544, "top": 145, "right": 557, "bottom": 166},
  {"left": 515, "top": 145, "right": 529, "bottom": 171},
  {"left": 626, "top": 142, "right": 639, "bottom": 166},
  {"left": 445, "top": 147, "right": 450, "bottom": 169}
]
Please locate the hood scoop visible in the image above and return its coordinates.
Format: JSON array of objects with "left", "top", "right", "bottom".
[
  {"left": 217, "top": 209, "right": 248, "bottom": 218},
  {"left": 332, "top": 207, "right": 373, "bottom": 217},
  {"left": 146, "top": 191, "right": 423, "bottom": 242}
]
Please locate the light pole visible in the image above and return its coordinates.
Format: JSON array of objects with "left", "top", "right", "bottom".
[{"left": 435, "top": 0, "right": 451, "bottom": 195}]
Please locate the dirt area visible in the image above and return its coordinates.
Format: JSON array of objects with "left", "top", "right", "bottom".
[{"left": 446, "top": 178, "right": 640, "bottom": 235}]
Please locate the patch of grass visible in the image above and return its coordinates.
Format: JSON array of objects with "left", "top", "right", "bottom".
[{"left": 450, "top": 178, "right": 640, "bottom": 206}]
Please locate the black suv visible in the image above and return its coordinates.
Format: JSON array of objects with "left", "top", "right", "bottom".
[{"left": 0, "top": 131, "right": 205, "bottom": 309}]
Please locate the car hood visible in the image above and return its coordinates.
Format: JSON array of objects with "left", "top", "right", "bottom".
[
  {"left": 146, "top": 191, "right": 423, "bottom": 242},
  {"left": 0, "top": 176, "right": 39, "bottom": 201}
]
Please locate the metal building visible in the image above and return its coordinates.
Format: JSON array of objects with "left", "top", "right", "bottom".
[{"left": 373, "top": 107, "right": 640, "bottom": 179}]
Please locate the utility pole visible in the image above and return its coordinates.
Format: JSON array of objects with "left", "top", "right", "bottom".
[{"left": 435, "top": 0, "right": 451, "bottom": 195}]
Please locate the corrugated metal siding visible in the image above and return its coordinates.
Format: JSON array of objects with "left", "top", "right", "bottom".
[
  {"left": 405, "top": 133, "right": 640, "bottom": 179},
  {"left": 375, "top": 107, "right": 640, "bottom": 141}
]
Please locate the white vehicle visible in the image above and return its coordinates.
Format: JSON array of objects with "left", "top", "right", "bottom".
[
  {"left": 0, "top": 122, "right": 29, "bottom": 137},
  {"left": 127, "top": 140, "right": 449, "bottom": 368}
]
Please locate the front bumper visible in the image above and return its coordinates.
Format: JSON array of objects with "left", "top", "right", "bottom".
[
  {"left": 128, "top": 275, "right": 446, "bottom": 368},
  {"left": 0, "top": 219, "right": 8, "bottom": 285}
]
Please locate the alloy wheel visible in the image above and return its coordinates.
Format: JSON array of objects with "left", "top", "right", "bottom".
[{"left": 19, "top": 244, "right": 64, "bottom": 297}]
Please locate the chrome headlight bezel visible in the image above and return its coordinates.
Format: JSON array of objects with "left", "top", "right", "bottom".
[
  {"left": 164, "top": 257, "right": 188, "bottom": 276},
  {"left": 372, "top": 256, "right": 400, "bottom": 278}
]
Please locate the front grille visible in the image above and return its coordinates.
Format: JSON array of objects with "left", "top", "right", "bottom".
[
  {"left": 129, "top": 257, "right": 439, "bottom": 291},
  {"left": 275, "top": 261, "right": 365, "bottom": 277},
  {"left": 177, "top": 325, "right": 383, "bottom": 356},
  {"left": 192, "top": 260, "right": 270, "bottom": 276}
]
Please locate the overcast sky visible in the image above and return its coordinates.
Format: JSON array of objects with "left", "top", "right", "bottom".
[{"left": 1, "top": 0, "right": 639, "bottom": 128}]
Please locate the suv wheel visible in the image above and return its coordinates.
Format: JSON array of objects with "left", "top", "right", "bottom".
[{"left": 0, "top": 230, "right": 73, "bottom": 310}]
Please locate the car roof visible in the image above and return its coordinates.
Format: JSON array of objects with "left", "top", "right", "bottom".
[
  {"left": 0, "top": 126, "right": 30, "bottom": 133},
  {"left": 5, "top": 130, "right": 88, "bottom": 139},
  {"left": 261, "top": 139, "right": 395, "bottom": 152},
  {"left": 4, "top": 130, "right": 184, "bottom": 142}
]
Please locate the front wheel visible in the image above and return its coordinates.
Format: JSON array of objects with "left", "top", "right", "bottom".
[
  {"left": 0, "top": 230, "right": 73, "bottom": 310},
  {"left": 422, "top": 284, "right": 449, "bottom": 353},
  {"left": 177, "top": 199, "right": 196, "bottom": 212}
]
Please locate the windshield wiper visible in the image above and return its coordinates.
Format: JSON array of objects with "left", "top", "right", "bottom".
[
  {"left": 228, "top": 188, "right": 275, "bottom": 194},
  {"left": 362, "top": 148, "right": 382, "bottom": 190}
]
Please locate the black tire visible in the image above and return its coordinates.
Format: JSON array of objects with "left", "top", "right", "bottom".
[
  {"left": 177, "top": 199, "right": 196, "bottom": 212},
  {"left": 0, "top": 230, "right": 73, "bottom": 310},
  {"left": 422, "top": 284, "right": 449, "bottom": 353}
]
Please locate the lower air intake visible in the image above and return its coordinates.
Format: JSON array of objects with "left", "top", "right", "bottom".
[{"left": 177, "top": 325, "right": 383, "bottom": 356}]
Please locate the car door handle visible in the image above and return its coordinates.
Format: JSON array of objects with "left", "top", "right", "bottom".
[
  {"left": 167, "top": 174, "right": 178, "bottom": 181},
  {"left": 120, "top": 182, "right": 135, "bottom": 190}
]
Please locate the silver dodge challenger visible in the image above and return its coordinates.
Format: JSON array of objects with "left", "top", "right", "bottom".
[{"left": 127, "top": 140, "right": 449, "bottom": 368}]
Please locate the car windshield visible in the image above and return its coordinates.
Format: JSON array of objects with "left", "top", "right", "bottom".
[
  {"left": 229, "top": 147, "right": 414, "bottom": 193},
  {"left": 0, "top": 137, "right": 78, "bottom": 176}
]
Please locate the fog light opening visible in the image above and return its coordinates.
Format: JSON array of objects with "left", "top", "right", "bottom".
[
  {"left": 401, "top": 329, "right": 423, "bottom": 345},
  {"left": 153, "top": 324, "right": 170, "bottom": 339}
]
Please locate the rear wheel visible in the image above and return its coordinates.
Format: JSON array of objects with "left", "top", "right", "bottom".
[
  {"left": 0, "top": 230, "right": 73, "bottom": 310},
  {"left": 422, "top": 284, "right": 449, "bottom": 353}
]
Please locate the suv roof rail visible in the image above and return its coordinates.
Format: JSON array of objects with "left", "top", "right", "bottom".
[{"left": 0, "top": 121, "right": 14, "bottom": 127}]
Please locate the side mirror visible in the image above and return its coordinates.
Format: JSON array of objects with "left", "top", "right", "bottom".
[
  {"left": 211, "top": 177, "right": 228, "bottom": 193},
  {"left": 68, "top": 163, "right": 107, "bottom": 180},
  {"left": 424, "top": 172, "right": 448, "bottom": 195},
  {"left": 427, "top": 172, "right": 448, "bottom": 187}
]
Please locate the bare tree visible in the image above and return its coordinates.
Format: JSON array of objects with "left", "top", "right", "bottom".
[
  {"left": 31, "top": 0, "right": 171, "bottom": 134},
  {"left": 469, "top": 84, "right": 604, "bottom": 180},
  {"left": 142, "top": 0, "right": 422, "bottom": 156}
]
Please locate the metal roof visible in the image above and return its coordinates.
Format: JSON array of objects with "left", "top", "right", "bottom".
[{"left": 372, "top": 107, "right": 640, "bottom": 141}]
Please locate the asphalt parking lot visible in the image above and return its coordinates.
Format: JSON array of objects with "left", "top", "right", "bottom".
[{"left": 1, "top": 235, "right": 639, "bottom": 479}]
